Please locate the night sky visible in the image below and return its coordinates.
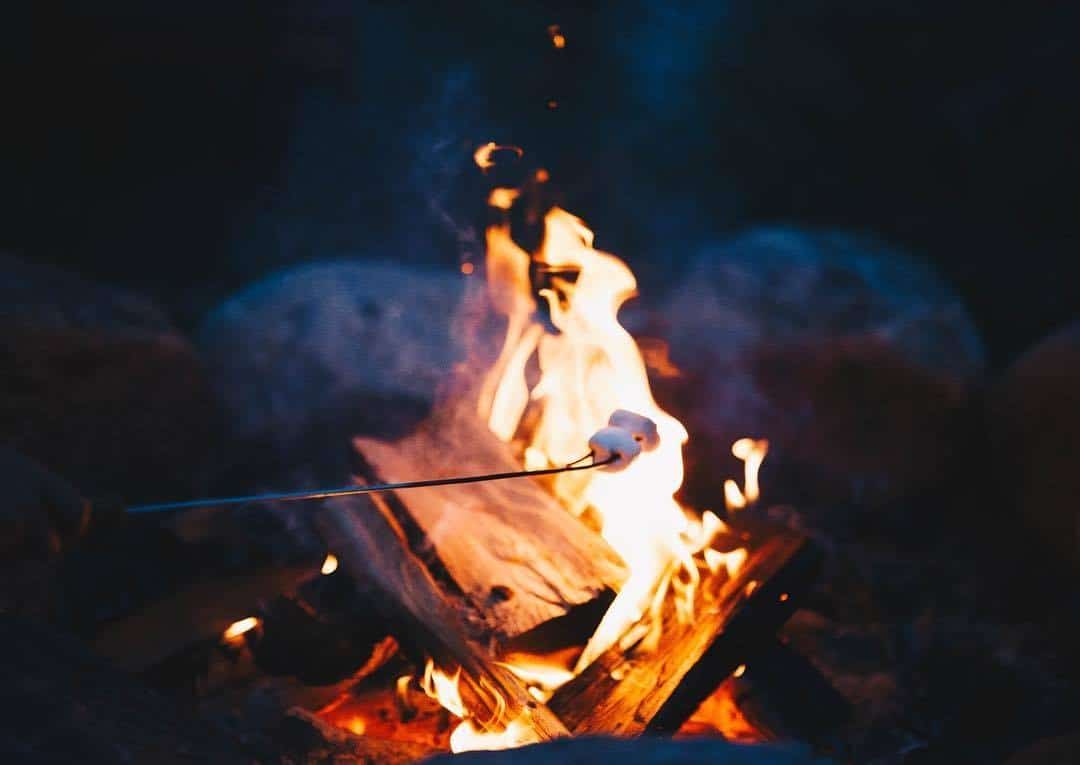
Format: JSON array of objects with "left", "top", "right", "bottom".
[{"left": 9, "top": 1, "right": 1080, "bottom": 367}]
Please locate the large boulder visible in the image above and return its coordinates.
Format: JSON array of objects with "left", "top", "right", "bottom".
[
  {"left": 198, "top": 260, "right": 468, "bottom": 451},
  {"left": 646, "top": 227, "right": 983, "bottom": 508},
  {"left": 987, "top": 320, "right": 1080, "bottom": 573},
  {"left": 0, "top": 254, "right": 220, "bottom": 505}
]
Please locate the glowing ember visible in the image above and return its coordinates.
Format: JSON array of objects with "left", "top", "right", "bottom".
[
  {"left": 344, "top": 716, "right": 367, "bottom": 735},
  {"left": 547, "top": 24, "right": 566, "bottom": 49},
  {"left": 683, "top": 681, "right": 766, "bottom": 743},
  {"left": 473, "top": 142, "right": 524, "bottom": 172},
  {"left": 223, "top": 616, "right": 258, "bottom": 641},
  {"left": 321, "top": 553, "right": 338, "bottom": 575}
]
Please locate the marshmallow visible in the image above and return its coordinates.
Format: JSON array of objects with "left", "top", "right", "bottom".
[
  {"left": 607, "top": 410, "right": 660, "bottom": 452},
  {"left": 588, "top": 426, "right": 643, "bottom": 472}
]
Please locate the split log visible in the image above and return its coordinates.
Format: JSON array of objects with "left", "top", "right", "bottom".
[
  {"left": 549, "top": 533, "right": 821, "bottom": 736},
  {"left": 353, "top": 400, "right": 626, "bottom": 642},
  {"left": 0, "top": 612, "right": 254, "bottom": 764},
  {"left": 722, "top": 638, "right": 851, "bottom": 745},
  {"left": 315, "top": 493, "right": 570, "bottom": 742},
  {"left": 92, "top": 562, "right": 316, "bottom": 673}
]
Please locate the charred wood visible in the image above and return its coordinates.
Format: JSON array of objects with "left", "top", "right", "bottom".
[
  {"left": 549, "top": 533, "right": 821, "bottom": 736},
  {"left": 315, "top": 493, "right": 570, "bottom": 741}
]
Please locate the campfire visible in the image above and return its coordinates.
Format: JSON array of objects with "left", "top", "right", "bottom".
[
  {"left": 75, "top": 147, "right": 841, "bottom": 762},
  {"left": 282, "top": 150, "right": 830, "bottom": 755}
]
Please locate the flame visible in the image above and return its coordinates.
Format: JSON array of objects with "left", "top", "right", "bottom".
[
  {"left": 474, "top": 142, "right": 524, "bottom": 172},
  {"left": 321, "top": 553, "right": 338, "bottom": 575},
  {"left": 684, "top": 680, "right": 765, "bottom": 743},
  {"left": 547, "top": 25, "right": 566, "bottom": 49},
  {"left": 416, "top": 658, "right": 541, "bottom": 753},
  {"left": 223, "top": 616, "right": 258, "bottom": 641},
  {"left": 732, "top": 438, "right": 768, "bottom": 504},
  {"left": 448, "top": 170, "right": 768, "bottom": 751},
  {"left": 344, "top": 716, "right": 367, "bottom": 735},
  {"left": 420, "top": 659, "right": 467, "bottom": 719},
  {"left": 451, "top": 718, "right": 542, "bottom": 752},
  {"left": 480, "top": 207, "right": 702, "bottom": 672},
  {"left": 724, "top": 479, "right": 747, "bottom": 510},
  {"left": 498, "top": 653, "right": 575, "bottom": 703}
]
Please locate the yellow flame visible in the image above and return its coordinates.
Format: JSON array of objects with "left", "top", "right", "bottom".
[
  {"left": 733, "top": 663, "right": 746, "bottom": 678},
  {"left": 474, "top": 142, "right": 524, "bottom": 172},
  {"left": 480, "top": 207, "right": 709, "bottom": 674},
  {"left": 344, "top": 717, "right": 367, "bottom": 735},
  {"left": 498, "top": 655, "right": 574, "bottom": 704},
  {"left": 548, "top": 24, "right": 566, "bottom": 49},
  {"left": 474, "top": 195, "right": 769, "bottom": 750},
  {"left": 420, "top": 658, "right": 466, "bottom": 719},
  {"left": 321, "top": 553, "right": 338, "bottom": 575},
  {"left": 731, "top": 438, "right": 768, "bottom": 504},
  {"left": 724, "top": 479, "right": 747, "bottom": 511},
  {"left": 223, "top": 616, "right": 258, "bottom": 640},
  {"left": 488, "top": 187, "right": 520, "bottom": 210},
  {"left": 451, "top": 718, "right": 542, "bottom": 753}
]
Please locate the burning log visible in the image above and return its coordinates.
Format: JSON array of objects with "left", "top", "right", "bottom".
[
  {"left": 92, "top": 563, "right": 315, "bottom": 673},
  {"left": 548, "top": 532, "right": 821, "bottom": 736},
  {"left": 352, "top": 400, "right": 627, "bottom": 641},
  {"left": 315, "top": 491, "right": 571, "bottom": 743}
]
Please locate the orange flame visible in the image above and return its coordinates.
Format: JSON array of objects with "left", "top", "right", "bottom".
[
  {"left": 547, "top": 25, "right": 566, "bottom": 49},
  {"left": 478, "top": 205, "right": 753, "bottom": 678},
  {"left": 223, "top": 616, "right": 258, "bottom": 641},
  {"left": 321, "top": 553, "right": 339, "bottom": 575}
]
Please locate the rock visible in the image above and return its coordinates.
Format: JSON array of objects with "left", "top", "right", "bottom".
[
  {"left": 1005, "top": 732, "right": 1080, "bottom": 765},
  {"left": 987, "top": 321, "right": 1080, "bottom": 572},
  {"left": 429, "top": 737, "right": 833, "bottom": 764},
  {"left": 0, "top": 255, "right": 221, "bottom": 505},
  {"left": 646, "top": 227, "right": 983, "bottom": 508},
  {"left": 198, "top": 260, "right": 467, "bottom": 448},
  {"left": 0, "top": 253, "right": 172, "bottom": 335}
]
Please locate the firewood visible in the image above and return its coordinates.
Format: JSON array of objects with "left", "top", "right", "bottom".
[
  {"left": 315, "top": 493, "right": 570, "bottom": 742},
  {"left": 352, "top": 399, "right": 627, "bottom": 641},
  {"left": 722, "top": 638, "right": 851, "bottom": 745},
  {"left": 91, "top": 562, "right": 316, "bottom": 673},
  {"left": 549, "top": 533, "right": 821, "bottom": 736}
]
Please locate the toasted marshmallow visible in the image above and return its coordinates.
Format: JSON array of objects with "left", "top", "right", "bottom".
[
  {"left": 588, "top": 426, "right": 643, "bottom": 472},
  {"left": 608, "top": 410, "right": 660, "bottom": 452}
]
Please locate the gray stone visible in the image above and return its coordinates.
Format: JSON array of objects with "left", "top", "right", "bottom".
[
  {"left": 198, "top": 259, "right": 468, "bottom": 443},
  {"left": 648, "top": 227, "right": 983, "bottom": 507},
  {"left": 987, "top": 320, "right": 1080, "bottom": 572}
]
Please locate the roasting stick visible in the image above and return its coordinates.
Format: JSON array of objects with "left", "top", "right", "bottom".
[
  {"left": 127, "top": 409, "right": 656, "bottom": 514},
  {"left": 126, "top": 452, "right": 615, "bottom": 514}
]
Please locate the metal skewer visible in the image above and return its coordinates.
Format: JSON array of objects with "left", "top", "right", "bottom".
[{"left": 127, "top": 452, "right": 613, "bottom": 514}]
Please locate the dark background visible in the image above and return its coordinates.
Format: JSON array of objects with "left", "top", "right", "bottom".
[{"left": 8, "top": 1, "right": 1079, "bottom": 368}]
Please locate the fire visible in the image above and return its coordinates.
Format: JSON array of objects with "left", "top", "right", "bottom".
[
  {"left": 547, "top": 24, "right": 566, "bottom": 49},
  {"left": 223, "top": 616, "right": 259, "bottom": 641},
  {"left": 477, "top": 201, "right": 753, "bottom": 677},
  {"left": 416, "top": 658, "right": 541, "bottom": 752},
  {"left": 406, "top": 148, "right": 771, "bottom": 752},
  {"left": 724, "top": 438, "right": 769, "bottom": 511},
  {"left": 320, "top": 553, "right": 338, "bottom": 575}
]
